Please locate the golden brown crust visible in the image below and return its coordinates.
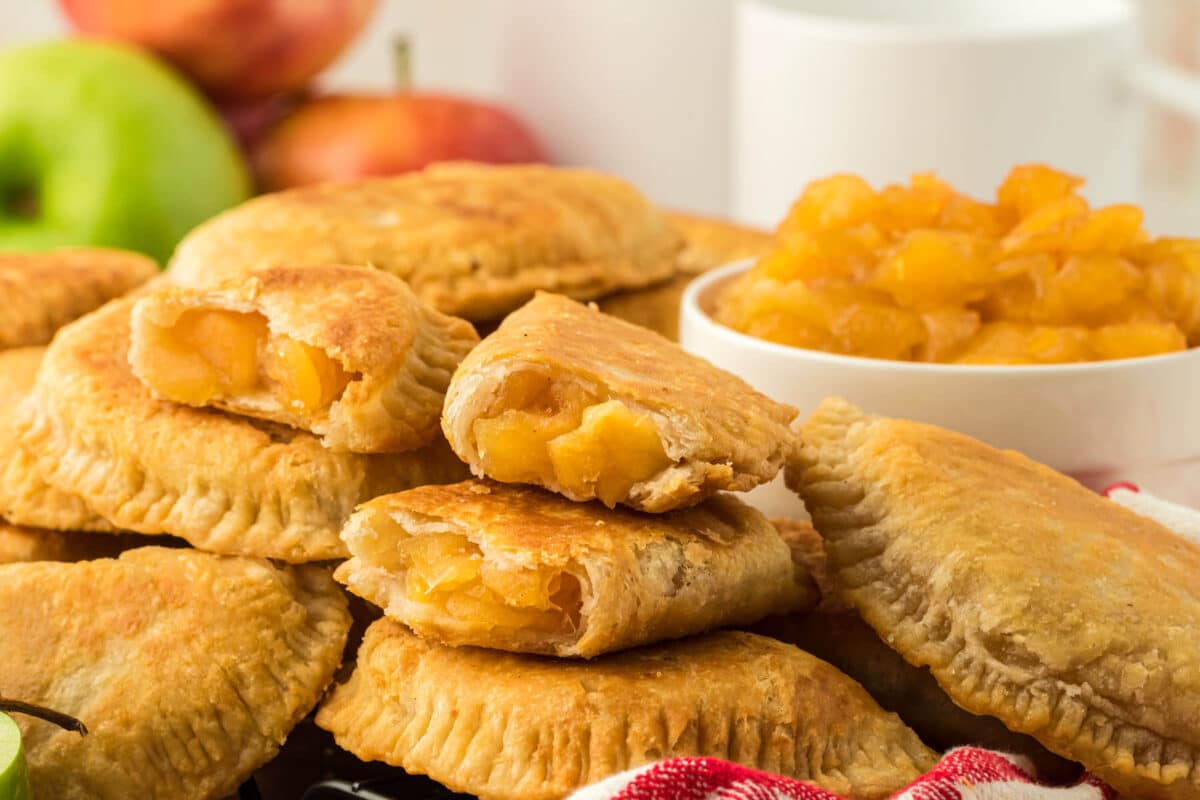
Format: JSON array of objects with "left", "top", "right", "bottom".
[
  {"left": 18, "top": 299, "right": 470, "bottom": 562},
  {"left": 166, "top": 163, "right": 682, "bottom": 321},
  {"left": 788, "top": 397, "right": 1200, "bottom": 800},
  {"left": 761, "top": 517, "right": 1080, "bottom": 782},
  {"left": 130, "top": 265, "right": 479, "bottom": 452},
  {"left": 336, "top": 480, "right": 817, "bottom": 657},
  {"left": 443, "top": 293, "right": 798, "bottom": 512},
  {"left": 0, "top": 547, "right": 351, "bottom": 800},
  {"left": 664, "top": 211, "right": 775, "bottom": 275},
  {"left": 0, "top": 347, "right": 115, "bottom": 531},
  {"left": 0, "top": 248, "right": 157, "bottom": 348},
  {"left": 0, "top": 520, "right": 162, "bottom": 564},
  {"left": 318, "top": 621, "right": 935, "bottom": 800},
  {"left": 595, "top": 272, "right": 694, "bottom": 341}
]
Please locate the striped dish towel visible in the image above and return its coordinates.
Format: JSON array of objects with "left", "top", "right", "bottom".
[{"left": 570, "top": 483, "right": 1193, "bottom": 800}]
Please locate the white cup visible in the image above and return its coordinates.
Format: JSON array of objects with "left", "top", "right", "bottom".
[{"left": 732, "top": 0, "right": 1200, "bottom": 227}]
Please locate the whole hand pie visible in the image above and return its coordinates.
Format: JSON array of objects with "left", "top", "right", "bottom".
[
  {"left": 17, "top": 299, "right": 470, "bottom": 562},
  {"left": 0, "top": 248, "right": 157, "bottom": 348},
  {"left": 789, "top": 397, "right": 1200, "bottom": 800},
  {"left": 0, "top": 347, "right": 113, "bottom": 532},
  {"left": 443, "top": 293, "right": 798, "bottom": 512},
  {"left": 317, "top": 621, "right": 936, "bottom": 800},
  {"left": 130, "top": 265, "right": 479, "bottom": 453},
  {"left": 335, "top": 479, "right": 817, "bottom": 658},
  {"left": 0, "top": 547, "right": 350, "bottom": 800},
  {"left": 757, "top": 518, "right": 1080, "bottom": 783},
  {"left": 166, "top": 162, "right": 682, "bottom": 321}
]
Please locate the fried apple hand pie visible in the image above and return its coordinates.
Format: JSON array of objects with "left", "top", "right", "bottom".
[
  {"left": 317, "top": 622, "right": 935, "bottom": 800},
  {"left": 17, "top": 299, "right": 469, "bottom": 562},
  {"left": 130, "top": 265, "right": 478, "bottom": 453},
  {"left": 166, "top": 162, "right": 681, "bottom": 321},
  {"left": 336, "top": 480, "right": 817, "bottom": 658},
  {"left": 0, "top": 547, "right": 350, "bottom": 800},
  {"left": 443, "top": 293, "right": 798, "bottom": 512},
  {"left": 789, "top": 397, "right": 1200, "bottom": 800}
]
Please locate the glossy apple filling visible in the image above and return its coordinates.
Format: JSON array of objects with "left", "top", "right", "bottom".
[
  {"left": 472, "top": 373, "right": 672, "bottom": 506},
  {"left": 363, "top": 516, "right": 583, "bottom": 634},
  {"left": 143, "top": 309, "right": 350, "bottom": 412}
]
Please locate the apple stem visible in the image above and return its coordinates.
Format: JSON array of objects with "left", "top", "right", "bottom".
[
  {"left": 393, "top": 35, "right": 412, "bottom": 91},
  {"left": 0, "top": 699, "right": 87, "bottom": 737}
]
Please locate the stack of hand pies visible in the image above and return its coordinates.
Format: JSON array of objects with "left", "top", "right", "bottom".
[{"left": 1, "top": 163, "right": 1197, "bottom": 800}]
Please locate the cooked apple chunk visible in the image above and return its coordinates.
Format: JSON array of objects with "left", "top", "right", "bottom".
[
  {"left": 334, "top": 479, "right": 817, "bottom": 658},
  {"left": 443, "top": 293, "right": 798, "bottom": 512},
  {"left": 131, "top": 265, "right": 479, "bottom": 453}
]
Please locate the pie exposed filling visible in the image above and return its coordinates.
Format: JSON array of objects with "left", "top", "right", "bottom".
[
  {"left": 470, "top": 372, "right": 672, "bottom": 506},
  {"left": 141, "top": 309, "right": 351, "bottom": 413},
  {"left": 361, "top": 513, "right": 584, "bottom": 635}
]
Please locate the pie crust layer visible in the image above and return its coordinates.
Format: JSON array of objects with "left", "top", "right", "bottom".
[
  {"left": 443, "top": 293, "right": 798, "bottom": 512},
  {"left": 0, "top": 547, "right": 350, "bottom": 800},
  {"left": 17, "top": 299, "right": 470, "bottom": 562},
  {"left": 130, "top": 265, "right": 479, "bottom": 453},
  {"left": 0, "top": 247, "right": 157, "bottom": 348},
  {"left": 789, "top": 397, "right": 1200, "bottom": 800},
  {"left": 336, "top": 479, "right": 817, "bottom": 657},
  {"left": 166, "top": 163, "right": 681, "bottom": 321},
  {"left": 317, "top": 621, "right": 936, "bottom": 800}
]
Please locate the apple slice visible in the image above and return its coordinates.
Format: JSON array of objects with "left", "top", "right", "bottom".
[{"left": 0, "top": 713, "right": 30, "bottom": 800}]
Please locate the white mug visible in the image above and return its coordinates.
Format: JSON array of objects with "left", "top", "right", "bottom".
[{"left": 732, "top": 0, "right": 1200, "bottom": 228}]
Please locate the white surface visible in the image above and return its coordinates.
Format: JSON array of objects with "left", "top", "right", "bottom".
[
  {"left": 732, "top": 0, "right": 1145, "bottom": 227},
  {"left": 680, "top": 261, "right": 1200, "bottom": 514}
]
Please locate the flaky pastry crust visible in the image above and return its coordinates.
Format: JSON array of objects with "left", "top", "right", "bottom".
[
  {"left": 336, "top": 480, "right": 816, "bottom": 657},
  {"left": 130, "top": 265, "right": 479, "bottom": 452},
  {"left": 0, "top": 547, "right": 350, "bottom": 800},
  {"left": 17, "top": 299, "right": 469, "bottom": 562},
  {"left": 166, "top": 163, "right": 681, "bottom": 321},
  {"left": 318, "top": 622, "right": 935, "bottom": 800},
  {"left": 443, "top": 293, "right": 798, "bottom": 512},
  {"left": 788, "top": 397, "right": 1200, "bottom": 800}
]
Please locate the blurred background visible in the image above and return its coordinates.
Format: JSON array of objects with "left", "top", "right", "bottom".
[{"left": 3, "top": 0, "right": 1200, "bottom": 252}]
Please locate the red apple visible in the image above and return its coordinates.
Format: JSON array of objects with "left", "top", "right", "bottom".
[
  {"left": 253, "top": 93, "right": 548, "bottom": 192},
  {"left": 57, "top": 0, "right": 377, "bottom": 100}
]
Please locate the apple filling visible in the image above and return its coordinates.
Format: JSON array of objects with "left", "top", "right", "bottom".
[
  {"left": 365, "top": 518, "right": 583, "bottom": 635},
  {"left": 143, "top": 308, "right": 351, "bottom": 413},
  {"left": 471, "top": 373, "right": 672, "bottom": 506}
]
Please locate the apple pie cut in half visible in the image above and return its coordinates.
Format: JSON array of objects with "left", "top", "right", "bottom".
[
  {"left": 789, "top": 398, "right": 1200, "bottom": 800},
  {"left": 0, "top": 347, "right": 115, "bottom": 532},
  {"left": 166, "top": 162, "right": 682, "bottom": 321},
  {"left": 16, "top": 299, "right": 470, "bottom": 562},
  {"left": 0, "top": 547, "right": 350, "bottom": 800},
  {"left": 443, "top": 293, "right": 798, "bottom": 512},
  {"left": 130, "top": 265, "right": 479, "bottom": 453},
  {"left": 336, "top": 480, "right": 816, "bottom": 658},
  {"left": 318, "top": 621, "right": 935, "bottom": 800},
  {"left": 0, "top": 247, "right": 157, "bottom": 348},
  {"left": 756, "top": 518, "right": 1081, "bottom": 783}
]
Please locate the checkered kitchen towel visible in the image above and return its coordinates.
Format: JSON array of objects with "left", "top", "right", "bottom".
[{"left": 570, "top": 483, "right": 1196, "bottom": 800}]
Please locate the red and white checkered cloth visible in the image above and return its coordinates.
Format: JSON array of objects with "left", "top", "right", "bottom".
[{"left": 570, "top": 483, "right": 1199, "bottom": 800}]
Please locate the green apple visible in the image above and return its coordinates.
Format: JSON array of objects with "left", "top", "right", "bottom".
[
  {"left": 0, "top": 40, "right": 250, "bottom": 263},
  {"left": 0, "top": 713, "right": 30, "bottom": 800}
]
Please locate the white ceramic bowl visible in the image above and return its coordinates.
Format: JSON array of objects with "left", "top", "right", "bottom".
[{"left": 680, "top": 260, "right": 1200, "bottom": 516}]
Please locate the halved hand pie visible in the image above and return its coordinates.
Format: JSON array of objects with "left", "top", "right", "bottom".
[
  {"left": 443, "top": 293, "right": 798, "bottom": 512},
  {"left": 166, "top": 163, "right": 682, "bottom": 321},
  {"left": 317, "top": 621, "right": 936, "bottom": 800},
  {"left": 130, "top": 265, "right": 478, "bottom": 453},
  {"left": 336, "top": 479, "right": 816, "bottom": 658},
  {"left": 17, "top": 299, "right": 469, "bottom": 562},
  {"left": 0, "top": 347, "right": 113, "bottom": 532},
  {"left": 789, "top": 397, "right": 1200, "bottom": 800},
  {"left": 0, "top": 547, "right": 350, "bottom": 800},
  {"left": 0, "top": 248, "right": 157, "bottom": 348}
]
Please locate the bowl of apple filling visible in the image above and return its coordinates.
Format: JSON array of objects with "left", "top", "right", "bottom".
[{"left": 680, "top": 165, "right": 1200, "bottom": 506}]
